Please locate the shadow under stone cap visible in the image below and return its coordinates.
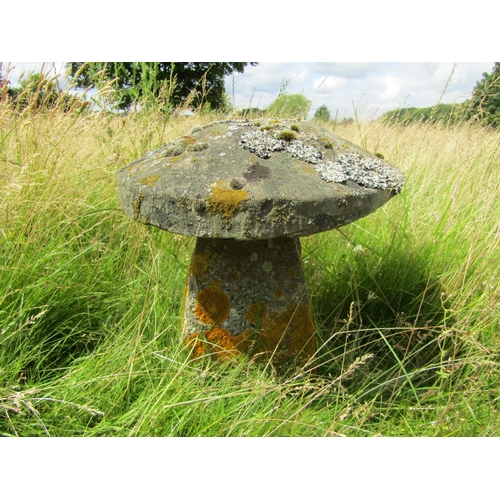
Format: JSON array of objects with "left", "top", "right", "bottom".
[{"left": 117, "top": 118, "right": 404, "bottom": 240}]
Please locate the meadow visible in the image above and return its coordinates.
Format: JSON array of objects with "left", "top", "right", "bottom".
[{"left": 1, "top": 92, "right": 499, "bottom": 436}]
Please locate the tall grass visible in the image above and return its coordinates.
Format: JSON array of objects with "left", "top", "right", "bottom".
[{"left": 1, "top": 81, "right": 499, "bottom": 436}]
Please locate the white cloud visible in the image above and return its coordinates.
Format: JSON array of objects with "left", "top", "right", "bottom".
[
  {"left": 311, "top": 76, "right": 348, "bottom": 94},
  {"left": 376, "top": 76, "right": 401, "bottom": 102},
  {"left": 309, "top": 62, "right": 384, "bottom": 79}
]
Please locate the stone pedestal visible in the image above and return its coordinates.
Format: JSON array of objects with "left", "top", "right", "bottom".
[
  {"left": 117, "top": 118, "right": 404, "bottom": 369},
  {"left": 183, "top": 237, "right": 315, "bottom": 364}
]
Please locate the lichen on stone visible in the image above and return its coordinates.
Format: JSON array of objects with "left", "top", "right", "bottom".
[
  {"left": 139, "top": 174, "right": 161, "bottom": 186},
  {"left": 271, "top": 202, "right": 294, "bottom": 225},
  {"left": 161, "top": 144, "right": 185, "bottom": 157},
  {"left": 286, "top": 140, "right": 323, "bottom": 164},
  {"left": 239, "top": 129, "right": 323, "bottom": 164},
  {"left": 186, "top": 327, "right": 249, "bottom": 360},
  {"left": 205, "top": 327, "right": 246, "bottom": 357},
  {"left": 206, "top": 180, "right": 248, "bottom": 220},
  {"left": 187, "top": 142, "right": 208, "bottom": 152},
  {"left": 189, "top": 244, "right": 216, "bottom": 279},
  {"left": 242, "top": 302, "right": 315, "bottom": 362},
  {"left": 133, "top": 191, "right": 147, "bottom": 222},
  {"left": 239, "top": 130, "right": 286, "bottom": 159},
  {"left": 177, "top": 196, "right": 191, "bottom": 210},
  {"left": 195, "top": 288, "right": 231, "bottom": 325},
  {"left": 185, "top": 332, "right": 205, "bottom": 358},
  {"left": 180, "top": 136, "right": 196, "bottom": 146},
  {"left": 315, "top": 152, "right": 405, "bottom": 192}
]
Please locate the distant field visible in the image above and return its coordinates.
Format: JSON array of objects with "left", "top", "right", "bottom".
[{"left": 1, "top": 99, "right": 499, "bottom": 436}]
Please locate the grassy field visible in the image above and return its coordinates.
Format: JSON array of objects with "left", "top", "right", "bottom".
[{"left": 1, "top": 95, "right": 499, "bottom": 437}]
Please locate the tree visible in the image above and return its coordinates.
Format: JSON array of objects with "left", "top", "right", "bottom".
[
  {"left": 7, "top": 72, "right": 61, "bottom": 110},
  {"left": 5, "top": 71, "right": 88, "bottom": 113},
  {"left": 468, "top": 62, "right": 500, "bottom": 128},
  {"left": 314, "top": 105, "right": 330, "bottom": 121},
  {"left": 66, "top": 62, "right": 257, "bottom": 111},
  {"left": 267, "top": 93, "right": 311, "bottom": 119},
  {"left": 380, "top": 102, "right": 469, "bottom": 127}
]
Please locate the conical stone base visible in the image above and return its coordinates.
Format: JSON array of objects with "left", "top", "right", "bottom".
[{"left": 183, "top": 237, "right": 315, "bottom": 365}]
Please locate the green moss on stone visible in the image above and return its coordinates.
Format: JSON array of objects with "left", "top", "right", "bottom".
[
  {"left": 187, "top": 142, "right": 209, "bottom": 152},
  {"left": 318, "top": 137, "right": 333, "bottom": 149},
  {"left": 278, "top": 131, "right": 297, "bottom": 142},
  {"left": 162, "top": 144, "right": 185, "bottom": 157}
]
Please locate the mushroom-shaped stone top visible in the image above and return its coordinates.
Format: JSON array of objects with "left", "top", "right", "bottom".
[{"left": 117, "top": 119, "right": 404, "bottom": 240}]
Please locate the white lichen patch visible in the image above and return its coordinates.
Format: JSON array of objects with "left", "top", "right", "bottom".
[
  {"left": 240, "top": 128, "right": 404, "bottom": 192},
  {"left": 315, "top": 161, "right": 348, "bottom": 183},
  {"left": 315, "top": 153, "right": 405, "bottom": 192},
  {"left": 240, "top": 129, "right": 324, "bottom": 163},
  {"left": 286, "top": 140, "right": 323, "bottom": 163},
  {"left": 240, "top": 130, "right": 288, "bottom": 159}
]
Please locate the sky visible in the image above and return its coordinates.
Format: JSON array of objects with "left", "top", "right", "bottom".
[
  {"left": 225, "top": 62, "right": 495, "bottom": 119},
  {"left": 2, "top": 61, "right": 494, "bottom": 120}
]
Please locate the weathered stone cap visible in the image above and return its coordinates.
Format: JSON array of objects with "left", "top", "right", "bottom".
[{"left": 117, "top": 118, "right": 404, "bottom": 240}]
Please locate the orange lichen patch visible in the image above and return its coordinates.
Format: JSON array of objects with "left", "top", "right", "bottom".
[
  {"left": 275, "top": 303, "right": 315, "bottom": 358},
  {"left": 187, "top": 299, "right": 314, "bottom": 364},
  {"left": 186, "top": 328, "right": 250, "bottom": 361},
  {"left": 186, "top": 333, "right": 205, "bottom": 359},
  {"left": 139, "top": 174, "right": 161, "bottom": 186},
  {"left": 244, "top": 301, "right": 267, "bottom": 325},
  {"left": 246, "top": 302, "right": 315, "bottom": 362},
  {"left": 205, "top": 328, "right": 248, "bottom": 358},
  {"left": 180, "top": 135, "right": 196, "bottom": 146},
  {"left": 195, "top": 288, "right": 231, "bottom": 325},
  {"left": 206, "top": 180, "right": 248, "bottom": 220}
]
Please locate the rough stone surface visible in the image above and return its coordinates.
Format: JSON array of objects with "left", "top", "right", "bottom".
[
  {"left": 184, "top": 237, "right": 315, "bottom": 363},
  {"left": 117, "top": 118, "right": 404, "bottom": 365},
  {"left": 117, "top": 118, "right": 404, "bottom": 241}
]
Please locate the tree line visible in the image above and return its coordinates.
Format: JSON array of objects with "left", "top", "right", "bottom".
[
  {"left": 380, "top": 63, "right": 500, "bottom": 128},
  {"left": 1, "top": 62, "right": 257, "bottom": 114},
  {"left": 1, "top": 62, "right": 499, "bottom": 128}
]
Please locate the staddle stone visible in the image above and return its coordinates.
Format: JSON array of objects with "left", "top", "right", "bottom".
[{"left": 117, "top": 118, "right": 404, "bottom": 365}]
